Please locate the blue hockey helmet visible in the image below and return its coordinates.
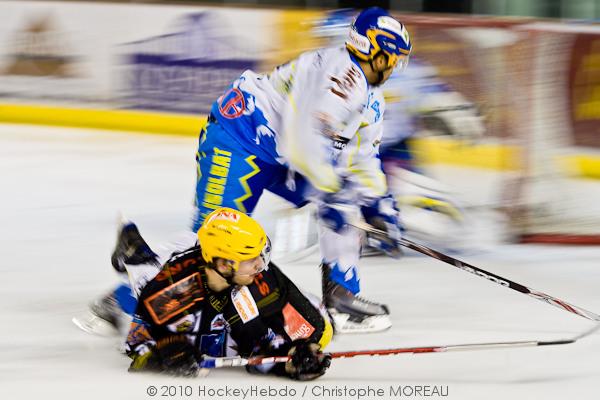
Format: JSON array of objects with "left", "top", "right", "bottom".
[{"left": 346, "top": 7, "right": 412, "bottom": 71}]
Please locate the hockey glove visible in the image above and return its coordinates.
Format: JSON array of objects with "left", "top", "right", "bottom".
[
  {"left": 128, "top": 343, "right": 162, "bottom": 373},
  {"left": 155, "top": 335, "right": 201, "bottom": 377},
  {"left": 360, "top": 196, "right": 403, "bottom": 258},
  {"left": 317, "top": 204, "right": 349, "bottom": 233},
  {"left": 285, "top": 339, "right": 331, "bottom": 381}
]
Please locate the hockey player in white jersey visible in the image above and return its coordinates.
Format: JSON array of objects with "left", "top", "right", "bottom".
[
  {"left": 314, "top": 9, "right": 485, "bottom": 251},
  {"left": 194, "top": 7, "right": 411, "bottom": 333},
  {"left": 85, "top": 8, "right": 412, "bottom": 335}
]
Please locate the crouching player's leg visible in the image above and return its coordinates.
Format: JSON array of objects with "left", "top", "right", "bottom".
[
  {"left": 74, "top": 222, "right": 197, "bottom": 336},
  {"left": 73, "top": 222, "right": 162, "bottom": 336}
]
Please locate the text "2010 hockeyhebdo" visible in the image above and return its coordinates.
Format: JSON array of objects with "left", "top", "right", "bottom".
[{"left": 147, "top": 384, "right": 450, "bottom": 398}]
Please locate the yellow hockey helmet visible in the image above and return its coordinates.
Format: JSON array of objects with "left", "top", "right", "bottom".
[{"left": 197, "top": 208, "right": 271, "bottom": 271}]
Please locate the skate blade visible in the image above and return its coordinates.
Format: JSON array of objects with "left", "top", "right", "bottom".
[
  {"left": 330, "top": 310, "right": 392, "bottom": 334},
  {"left": 72, "top": 311, "right": 119, "bottom": 337}
]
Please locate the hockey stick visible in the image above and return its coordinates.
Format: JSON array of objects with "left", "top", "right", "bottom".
[
  {"left": 198, "top": 323, "right": 600, "bottom": 369},
  {"left": 352, "top": 220, "right": 600, "bottom": 322}
]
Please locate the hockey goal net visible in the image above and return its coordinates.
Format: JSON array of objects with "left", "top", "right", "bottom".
[{"left": 399, "top": 15, "right": 600, "bottom": 245}]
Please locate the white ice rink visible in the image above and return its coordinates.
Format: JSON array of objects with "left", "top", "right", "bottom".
[{"left": 1, "top": 123, "right": 599, "bottom": 400}]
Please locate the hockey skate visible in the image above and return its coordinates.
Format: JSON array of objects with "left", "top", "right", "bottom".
[
  {"left": 321, "top": 263, "right": 392, "bottom": 333},
  {"left": 73, "top": 292, "right": 131, "bottom": 337},
  {"left": 74, "top": 221, "right": 158, "bottom": 336},
  {"left": 111, "top": 221, "right": 159, "bottom": 273}
]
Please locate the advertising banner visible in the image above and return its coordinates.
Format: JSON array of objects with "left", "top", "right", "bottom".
[{"left": 0, "top": 1, "right": 278, "bottom": 111}]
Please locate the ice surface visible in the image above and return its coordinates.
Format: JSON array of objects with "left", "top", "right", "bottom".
[{"left": 1, "top": 124, "right": 599, "bottom": 400}]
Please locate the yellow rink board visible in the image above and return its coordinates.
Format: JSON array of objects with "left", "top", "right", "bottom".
[
  {"left": 0, "top": 103, "right": 204, "bottom": 137},
  {"left": 2, "top": 102, "right": 600, "bottom": 178}
]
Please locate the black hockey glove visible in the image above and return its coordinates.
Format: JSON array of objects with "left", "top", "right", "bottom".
[
  {"left": 155, "top": 335, "right": 201, "bottom": 377},
  {"left": 285, "top": 339, "right": 331, "bottom": 381}
]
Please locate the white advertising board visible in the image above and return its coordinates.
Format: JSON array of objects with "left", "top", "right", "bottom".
[{"left": 0, "top": 1, "right": 278, "bottom": 111}]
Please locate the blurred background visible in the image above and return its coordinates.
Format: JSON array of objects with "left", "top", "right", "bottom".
[
  {"left": 4, "top": 4, "right": 600, "bottom": 398},
  {"left": 75, "top": 0, "right": 600, "bottom": 19},
  {"left": 105, "top": 0, "right": 600, "bottom": 18},
  {"left": 1, "top": 0, "right": 600, "bottom": 246}
]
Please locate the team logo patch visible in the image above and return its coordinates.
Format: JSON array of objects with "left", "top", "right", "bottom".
[
  {"left": 167, "top": 313, "right": 197, "bottom": 333},
  {"left": 370, "top": 100, "right": 381, "bottom": 122},
  {"left": 210, "top": 314, "right": 227, "bottom": 331},
  {"left": 127, "top": 317, "right": 153, "bottom": 345},
  {"left": 231, "top": 286, "right": 259, "bottom": 323},
  {"left": 144, "top": 272, "right": 205, "bottom": 324},
  {"left": 218, "top": 88, "right": 246, "bottom": 119}
]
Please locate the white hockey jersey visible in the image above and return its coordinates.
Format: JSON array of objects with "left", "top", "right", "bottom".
[{"left": 210, "top": 47, "right": 387, "bottom": 200}]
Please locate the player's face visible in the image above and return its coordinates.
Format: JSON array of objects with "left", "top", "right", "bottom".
[
  {"left": 369, "top": 53, "right": 395, "bottom": 85},
  {"left": 377, "top": 54, "right": 409, "bottom": 85},
  {"left": 379, "top": 65, "right": 395, "bottom": 84},
  {"left": 232, "top": 255, "right": 266, "bottom": 286}
]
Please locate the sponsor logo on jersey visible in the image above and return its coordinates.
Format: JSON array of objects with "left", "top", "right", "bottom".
[
  {"left": 155, "top": 254, "right": 200, "bottom": 281},
  {"left": 329, "top": 66, "right": 362, "bottom": 100},
  {"left": 333, "top": 136, "right": 350, "bottom": 150},
  {"left": 231, "top": 286, "right": 259, "bottom": 323},
  {"left": 253, "top": 272, "right": 271, "bottom": 296},
  {"left": 201, "top": 147, "right": 232, "bottom": 212},
  {"left": 315, "top": 112, "right": 337, "bottom": 139},
  {"left": 282, "top": 303, "right": 315, "bottom": 341},
  {"left": 314, "top": 112, "right": 351, "bottom": 151},
  {"left": 329, "top": 65, "right": 361, "bottom": 100}
]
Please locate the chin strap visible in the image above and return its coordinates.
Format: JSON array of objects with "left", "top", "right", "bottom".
[
  {"left": 208, "top": 262, "right": 235, "bottom": 285},
  {"left": 368, "top": 58, "right": 385, "bottom": 86}
]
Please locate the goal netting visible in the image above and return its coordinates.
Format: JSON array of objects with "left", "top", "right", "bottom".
[{"left": 399, "top": 15, "right": 600, "bottom": 245}]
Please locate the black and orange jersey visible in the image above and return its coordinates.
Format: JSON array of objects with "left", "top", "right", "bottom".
[
  {"left": 223, "top": 263, "right": 333, "bottom": 357},
  {"left": 126, "top": 245, "right": 332, "bottom": 362},
  {"left": 127, "top": 246, "right": 230, "bottom": 357}
]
